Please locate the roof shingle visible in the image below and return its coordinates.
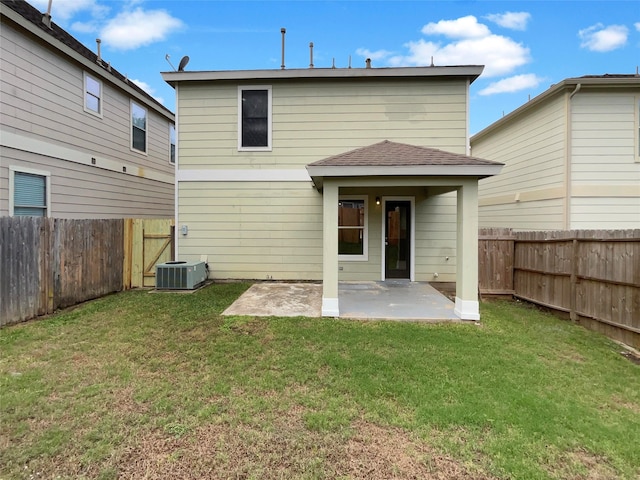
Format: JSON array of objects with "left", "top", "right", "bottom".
[{"left": 308, "top": 140, "right": 502, "bottom": 167}]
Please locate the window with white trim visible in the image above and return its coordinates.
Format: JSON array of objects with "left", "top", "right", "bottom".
[
  {"left": 131, "top": 101, "right": 147, "bottom": 154},
  {"left": 170, "top": 124, "right": 176, "bottom": 164},
  {"left": 10, "top": 167, "right": 50, "bottom": 217},
  {"left": 238, "top": 86, "right": 272, "bottom": 150},
  {"left": 338, "top": 197, "right": 368, "bottom": 261},
  {"left": 83, "top": 72, "right": 102, "bottom": 117}
]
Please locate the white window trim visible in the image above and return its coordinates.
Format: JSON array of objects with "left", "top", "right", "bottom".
[
  {"left": 83, "top": 71, "right": 103, "bottom": 118},
  {"left": 169, "top": 123, "right": 176, "bottom": 165},
  {"left": 9, "top": 165, "right": 51, "bottom": 217},
  {"left": 380, "top": 196, "right": 415, "bottom": 282},
  {"left": 338, "top": 195, "right": 368, "bottom": 262},
  {"left": 237, "top": 85, "right": 272, "bottom": 152},
  {"left": 130, "top": 100, "right": 148, "bottom": 155}
]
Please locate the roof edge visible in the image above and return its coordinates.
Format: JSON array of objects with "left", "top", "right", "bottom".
[{"left": 162, "top": 65, "right": 485, "bottom": 87}]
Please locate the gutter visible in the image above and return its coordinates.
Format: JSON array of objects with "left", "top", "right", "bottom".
[{"left": 564, "top": 83, "right": 581, "bottom": 228}]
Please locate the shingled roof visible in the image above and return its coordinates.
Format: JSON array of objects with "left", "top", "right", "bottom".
[
  {"left": 305, "top": 140, "right": 503, "bottom": 189},
  {"left": 308, "top": 140, "right": 502, "bottom": 167},
  {"left": 0, "top": 0, "right": 173, "bottom": 117}
]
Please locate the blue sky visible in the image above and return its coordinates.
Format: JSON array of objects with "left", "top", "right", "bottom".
[{"left": 27, "top": 0, "right": 640, "bottom": 134}]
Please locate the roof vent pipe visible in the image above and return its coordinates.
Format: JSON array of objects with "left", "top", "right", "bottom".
[
  {"left": 42, "top": 0, "right": 53, "bottom": 28},
  {"left": 309, "top": 42, "right": 314, "bottom": 68},
  {"left": 96, "top": 38, "right": 102, "bottom": 65},
  {"left": 365, "top": 58, "right": 371, "bottom": 69},
  {"left": 348, "top": 55, "right": 351, "bottom": 69},
  {"left": 280, "top": 28, "right": 286, "bottom": 69}
]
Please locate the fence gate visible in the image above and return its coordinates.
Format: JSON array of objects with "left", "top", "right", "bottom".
[{"left": 125, "top": 218, "right": 175, "bottom": 288}]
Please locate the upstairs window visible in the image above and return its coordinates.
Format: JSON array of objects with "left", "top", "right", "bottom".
[
  {"left": 238, "top": 86, "right": 272, "bottom": 151},
  {"left": 131, "top": 101, "right": 147, "bottom": 154},
  {"left": 11, "top": 167, "right": 50, "bottom": 217},
  {"left": 170, "top": 124, "right": 176, "bottom": 164},
  {"left": 84, "top": 72, "right": 102, "bottom": 117}
]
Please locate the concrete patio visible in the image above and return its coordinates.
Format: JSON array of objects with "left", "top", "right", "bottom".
[{"left": 222, "top": 281, "right": 461, "bottom": 322}]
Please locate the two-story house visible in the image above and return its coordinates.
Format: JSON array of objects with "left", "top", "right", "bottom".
[
  {"left": 471, "top": 74, "right": 640, "bottom": 230},
  {"left": 162, "top": 65, "right": 502, "bottom": 319},
  {"left": 0, "top": 0, "right": 175, "bottom": 219}
]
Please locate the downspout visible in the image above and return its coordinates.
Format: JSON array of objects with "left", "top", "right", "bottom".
[{"left": 564, "top": 83, "right": 581, "bottom": 229}]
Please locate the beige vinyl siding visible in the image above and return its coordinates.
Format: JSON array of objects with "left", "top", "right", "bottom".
[
  {"left": 0, "top": 22, "right": 174, "bottom": 176},
  {"left": 571, "top": 197, "right": 640, "bottom": 229},
  {"left": 568, "top": 91, "right": 640, "bottom": 228},
  {"left": 178, "top": 183, "right": 459, "bottom": 282},
  {"left": 414, "top": 192, "right": 457, "bottom": 282},
  {"left": 1, "top": 146, "right": 173, "bottom": 218},
  {"left": 477, "top": 199, "right": 565, "bottom": 230},
  {"left": 177, "top": 79, "right": 469, "bottom": 169},
  {"left": 178, "top": 182, "right": 323, "bottom": 280},
  {"left": 474, "top": 94, "right": 567, "bottom": 229}
]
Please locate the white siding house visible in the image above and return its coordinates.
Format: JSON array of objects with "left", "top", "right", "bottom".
[
  {"left": 471, "top": 75, "right": 640, "bottom": 230},
  {"left": 0, "top": 0, "right": 175, "bottom": 219},
  {"left": 163, "top": 66, "right": 501, "bottom": 319}
]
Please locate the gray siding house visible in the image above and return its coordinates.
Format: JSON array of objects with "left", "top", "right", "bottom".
[
  {"left": 0, "top": 0, "right": 175, "bottom": 219},
  {"left": 163, "top": 65, "right": 502, "bottom": 319},
  {"left": 471, "top": 74, "right": 640, "bottom": 230}
]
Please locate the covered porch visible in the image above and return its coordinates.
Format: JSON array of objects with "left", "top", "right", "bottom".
[{"left": 305, "top": 140, "right": 503, "bottom": 321}]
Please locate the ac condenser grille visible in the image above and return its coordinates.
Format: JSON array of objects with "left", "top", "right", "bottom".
[{"left": 155, "top": 261, "right": 207, "bottom": 290}]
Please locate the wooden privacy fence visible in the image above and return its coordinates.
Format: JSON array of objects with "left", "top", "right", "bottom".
[
  {"left": 479, "top": 228, "right": 640, "bottom": 348},
  {"left": 1, "top": 217, "right": 173, "bottom": 327}
]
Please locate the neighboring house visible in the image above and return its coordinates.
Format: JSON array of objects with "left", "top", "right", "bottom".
[
  {"left": 0, "top": 0, "right": 175, "bottom": 219},
  {"left": 471, "top": 74, "right": 640, "bottom": 230},
  {"left": 162, "top": 65, "right": 502, "bottom": 319}
]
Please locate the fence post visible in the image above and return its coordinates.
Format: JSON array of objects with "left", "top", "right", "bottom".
[{"left": 570, "top": 238, "right": 577, "bottom": 322}]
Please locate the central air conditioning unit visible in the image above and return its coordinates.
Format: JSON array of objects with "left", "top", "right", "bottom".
[{"left": 155, "top": 261, "right": 207, "bottom": 290}]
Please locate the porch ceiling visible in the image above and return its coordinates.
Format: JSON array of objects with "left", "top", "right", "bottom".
[{"left": 305, "top": 140, "right": 503, "bottom": 190}]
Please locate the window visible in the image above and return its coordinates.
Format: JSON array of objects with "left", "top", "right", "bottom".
[
  {"left": 238, "top": 86, "right": 272, "bottom": 150},
  {"left": 170, "top": 124, "right": 176, "bottom": 164},
  {"left": 83, "top": 72, "right": 102, "bottom": 116},
  {"left": 131, "top": 101, "right": 147, "bottom": 153},
  {"left": 10, "top": 167, "right": 50, "bottom": 217},
  {"left": 338, "top": 197, "right": 368, "bottom": 260}
]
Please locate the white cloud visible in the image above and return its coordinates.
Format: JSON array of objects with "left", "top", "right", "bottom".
[
  {"left": 355, "top": 48, "right": 394, "bottom": 61},
  {"left": 636, "top": 22, "right": 640, "bottom": 32},
  {"left": 70, "top": 21, "right": 98, "bottom": 34},
  {"left": 28, "top": 0, "right": 99, "bottom": 21},
  {"left": 422, "top": 15, "right": 490, "bottom": 39},
  {"left": 478, "top": 74, "right": 544, "bottom": 96},
  {"left": 388, "top": 34, "right": 530, "bottom": 77},
  {"left": 356, "top": 15, "right": 532, "bottom": 77},
  {"left": 131, "top": 79, "right": 164, "bottom": 105},
  {"left": 579, "top": 24, "right": 628, "bottom": 52},
  {"left": 100, "top": 7, "right": 184, "bottom": 50},
  {"left": 485, "top": 12, "right": 531, "bottom": 31}
]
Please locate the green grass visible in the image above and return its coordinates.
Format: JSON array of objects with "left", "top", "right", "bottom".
[{"left": 1, "top": 284, "right": 638, "bottom": 479}]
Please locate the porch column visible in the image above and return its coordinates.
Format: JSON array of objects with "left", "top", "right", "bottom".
[
  {"left": 321, "top": 180, "right": 339, "bottom": 316},
  {"left": 455, "top": 179, "right": 480, "bottom": 320}
]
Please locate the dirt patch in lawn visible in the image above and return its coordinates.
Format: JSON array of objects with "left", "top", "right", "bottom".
[
  {"left": 113, "top": 407, "right": 495, "bottom": 479},
  {"left": 551, "top": 448, "right": 620, "bottom": 480}
]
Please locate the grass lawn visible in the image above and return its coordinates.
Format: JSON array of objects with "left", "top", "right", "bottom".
[{"left": 1, "top": 282, "right": 639, "bottom": 479}]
